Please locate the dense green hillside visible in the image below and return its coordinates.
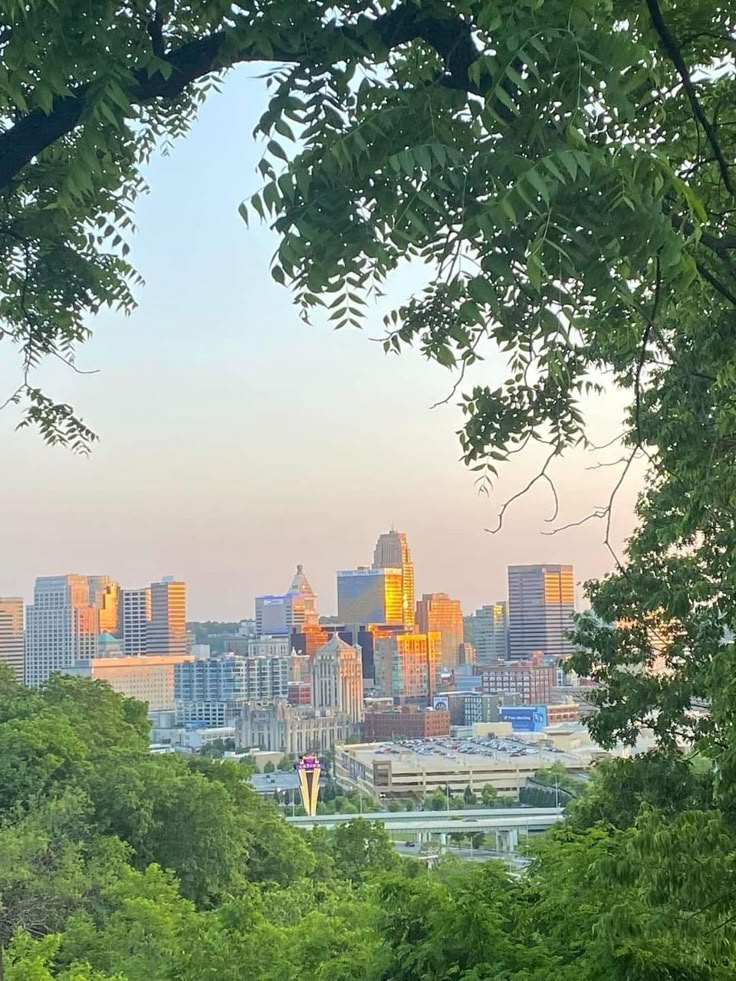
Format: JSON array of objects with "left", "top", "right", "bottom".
[{"left": 0, "top": 668, "right": 733, "bottom": 980}]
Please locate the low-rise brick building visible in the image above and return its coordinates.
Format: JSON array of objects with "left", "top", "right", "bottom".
[{"left": 364, "top": 705, "right": 450, "bottom": 741}]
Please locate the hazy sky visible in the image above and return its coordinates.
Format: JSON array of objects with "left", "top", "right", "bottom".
[{"left": 0, "top": 69, "right": 642, "bottom": 620}]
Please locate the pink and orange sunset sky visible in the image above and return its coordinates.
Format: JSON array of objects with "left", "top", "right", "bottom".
[{"left": 0, "top": 69, "right": 642, "bottom": 620}]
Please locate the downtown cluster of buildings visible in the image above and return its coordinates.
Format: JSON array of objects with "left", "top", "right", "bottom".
[{"left": 0, "top": 530, "right": 590, "bottom": 766}]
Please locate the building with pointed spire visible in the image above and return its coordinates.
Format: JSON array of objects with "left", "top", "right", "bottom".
[
  {"left": 287, "top": 563, "right": 319, "bottom": 629},
  {"left": 256, "top": 564, "right": 319, "bottom": 636},
  {"left": 312, "top": 634, "right": 364, "bottom": 724},
  {"left": 372, "top": 528, "right": 415, "bottom": 627}
]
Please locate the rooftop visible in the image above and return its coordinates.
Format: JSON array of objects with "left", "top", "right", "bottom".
[
  {"left": 338, "top": 732, "right": 603, "bottom": 772},
  {"left": 250, "top": 772, "right": 300, "bottom": 795}
]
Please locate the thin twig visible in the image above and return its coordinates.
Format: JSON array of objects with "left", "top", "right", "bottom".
[{"left": 485, "top": 447, "right": 558, "bottom": 534}]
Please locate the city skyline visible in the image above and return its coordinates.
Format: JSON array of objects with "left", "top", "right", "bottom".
[
  {"left": 5, "top": 535, "right": 606, "bottom": 624},
  {"left": 0, "top": 544, "right": 591, "bottom": 620}
]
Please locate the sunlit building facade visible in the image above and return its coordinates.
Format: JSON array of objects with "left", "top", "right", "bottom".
[
  {"left": 372, "top": 529, "right": 415, "bottom": 627},
  {"left": 88, "top": 575, "right": 119, "bottom": 633},
  {"left": 508, "top": 565, "right": 575, "bottom": 660},
  {"left": 374, "top": 631, "right": 442, "bottom": 701},
  {"left": 415, "top": 592, "right": 464, "bottom": 667},
  {"left": 337, "top": 568, "right": 403, "bottom": 625},
  {"left": 70, "top": 654, "right": 192, "bottom": 711},
  {"left": 25, "top": 575, "right": 100, "bottom": 687},
  {"left": 148, "top": 579, "right": 187, "bottom": 655},
  {"left": 0, "top": 597, "right": 24, "bottom": 682}
]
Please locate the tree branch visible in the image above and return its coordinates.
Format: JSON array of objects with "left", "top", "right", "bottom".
[
  {"left": 0, "top": 6, "right": 481, "bottom": 191},
  {"left": 645, "top": 0, "right": 734, "bottom": 196},
  {"left": 696, "top": 260, "right": 736, "bottom": 306}
]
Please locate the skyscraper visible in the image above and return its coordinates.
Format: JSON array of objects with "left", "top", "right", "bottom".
[
  {"left": 287, "top": 564, "right": 318, "bottom": 628},
  {"left": 415, "top": 592, "right": 464, "bottom": 667},
  {"left": 472, "top": 602, "right": 509, "bottom": 665},
  {"left": 337, "top": 568, "right": 403, "bottom": 624},
  {"left": 312, "top": 634, "right": 364, "bottom": 723},
  {"left": 119, "top": 587, "right": 151, "bottom": 654},
  {"left": 88, "top": 575, "right": 119, "bottom": 633},
  {"left": 148, "top": 579, "right": 187, "bottom": 654},
  {"left": 372, "top": 528, "right": 415, "bottom": 627},
  {"left": 255, "top": 564, "right": 319, "bottom": 636},
  {"left": 507, "top": 565, "right": 575, "bottom": 660},
  {"left": 0, "top": 597, "right": 24, "bottom": 682},
  {"left": 25, "top": 575, "right": 100, "bottom": 687}
]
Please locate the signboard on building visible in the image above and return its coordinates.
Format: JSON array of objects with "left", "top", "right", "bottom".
[{"left": 500, "top": 705, "right": 548, "bottom": 732}]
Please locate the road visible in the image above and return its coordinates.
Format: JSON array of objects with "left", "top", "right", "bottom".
[
  {"left": 393, "top": 842, "right": 531, "bottom": 866},
  {"left": 287, "top": 806, "right": 563, "bottom": 834}
]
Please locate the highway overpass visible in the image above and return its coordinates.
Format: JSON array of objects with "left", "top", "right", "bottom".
[{"left": 286, "top": 806, "right": 563, "bottom": 851}]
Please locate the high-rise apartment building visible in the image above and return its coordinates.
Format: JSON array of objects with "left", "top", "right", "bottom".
[
  {"left": 372, "top": 529, "right": 415, "bottom": 627},
  {"left": 312, "top": 634, "right": 364, "bottom": 723},
  {"left": 508, "top": 564, "right": 575, "bottom": 659},
  {"left": 0, "top": 597, "right": 24, "bottom": 682},
  {"left": 255, "top": 565, "right": 319, "bottom": 636},
  {"left": 25, "top": 575, "right": 100, "bottom": 687},
  {"left": 148, "top": 579, "right": 187, "bottom": 654},
  {"left": 119, "top": 587, "right": 151, "bottom": 654},
  {"left": 471, "top": 602, "right": 509, "bottom": 664},
  {"left": 175, "top": 653, "right": 291, "bottom": 727},
  {"left": 88, "top": 575, "right": 119, "bottom": 633},
  {"left": 337, "top": 568, "right": 403, "bottom": 625},
  {"left": 176, "top": 654, "right": 290, "bottom": 703},
  {"left": 415, "top": 592, "right": 464, "bottom": 667},
  {"left": 374, "top": 631, "right": 441, "bottom": 701}
]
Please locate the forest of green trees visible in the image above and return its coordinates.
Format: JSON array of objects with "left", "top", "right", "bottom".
[{"left": 0, "top": 667, "right": 732, "bottom": 980}]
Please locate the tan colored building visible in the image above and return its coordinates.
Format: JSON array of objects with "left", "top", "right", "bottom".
[
  {"left": 415, "top": 592, "right": 464, "bottom": 667},
  {"left": 0, "top": 597, "right": 24, "bottom": 682},
  {"left": 148, "top": 580, "right": 187, "bottom": 655},
  {"left": 237, "top": 701, "right": 362, "bottom": 755},
  {"left": 312, "top": 634, "right": 364, "bottom": 723},
  {"left": 73, "top": 654, "right": 192, "bottom": 711},
  {"left": 374, "top": 631, "right": 442, "bottom": 700}
]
